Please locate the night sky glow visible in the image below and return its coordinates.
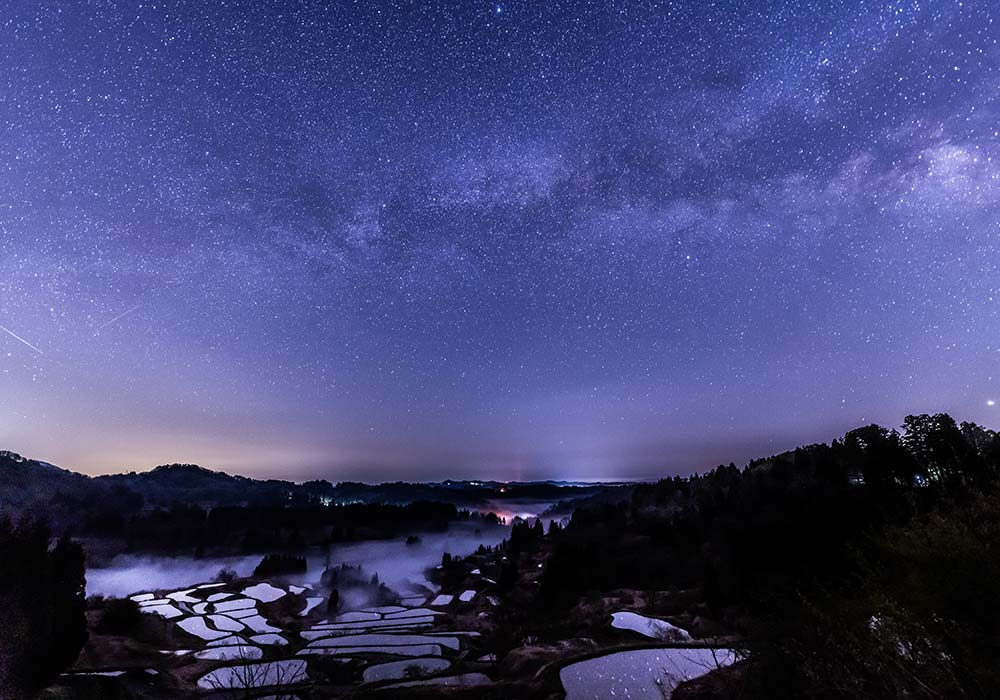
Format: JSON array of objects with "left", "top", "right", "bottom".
[{"left": 0, "top": 1, "right": 998, "bottom": 480}]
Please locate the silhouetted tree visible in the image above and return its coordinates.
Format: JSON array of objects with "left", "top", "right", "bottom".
[
  {"left": 0, "top": 517, "right": 87, "bottom": 696},
  {"left": 97, "top": 598, "right": 142, "bottom": 635}
]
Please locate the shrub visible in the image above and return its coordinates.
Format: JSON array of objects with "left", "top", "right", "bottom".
[{"left": 98, "top": 598, "right": 142, "bottom": 634}]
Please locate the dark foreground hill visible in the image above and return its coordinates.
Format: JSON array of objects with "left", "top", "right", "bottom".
[{"left": 0, "top": 450, "right": 134, "bottom": 530}]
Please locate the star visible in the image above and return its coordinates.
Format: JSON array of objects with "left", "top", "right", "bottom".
[{"left": 0, "top": 0, "right": 995, "bottom": 479}]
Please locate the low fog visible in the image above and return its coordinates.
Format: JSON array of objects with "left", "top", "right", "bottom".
[
  {"left": 323, "top": 521, "right": 508, "bottom": 594},
  {"left": 87, "top": 520, "right": 511, "bottom": 599}
]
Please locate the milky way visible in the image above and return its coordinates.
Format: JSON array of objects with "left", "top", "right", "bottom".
[{"left": 0, "top": 1, "right": 997, "bottom": 479}]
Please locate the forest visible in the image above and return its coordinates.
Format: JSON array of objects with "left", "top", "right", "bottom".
[{"left": 535, "top": 414, "right": 1000, "bottom": 697}]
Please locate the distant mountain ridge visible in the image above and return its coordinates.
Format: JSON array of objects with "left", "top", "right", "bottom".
[
  {"left": 0, "top": 451, "right": 625, "bottom": 528},
  {"left": 0, "top": 450, "right": 92, "bottom": 495},
  {"left": 0, "top": 450, "right": 116, "bottom": 528}
]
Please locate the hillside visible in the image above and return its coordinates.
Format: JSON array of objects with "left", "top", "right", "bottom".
[
  {"left": 0, "top": 451, "right": 121, "bottom": 528},
  {"left": 0, "top": 455, "right": 624, "bottom": 528}
]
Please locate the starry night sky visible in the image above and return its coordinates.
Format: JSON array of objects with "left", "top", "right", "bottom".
[{"left": 0, "top": 1, "right": 998, "bottom": 480}]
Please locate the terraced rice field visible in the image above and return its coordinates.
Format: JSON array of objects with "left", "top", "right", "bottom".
[
  {"left": 560, "top": 647, "right": 737, "bottom": 700},
  {"left": 126, "top": 571, "right": 494, "bottom": 692},
  {"left": 610, "top": 611, "right": 693, "bottom": 641}
]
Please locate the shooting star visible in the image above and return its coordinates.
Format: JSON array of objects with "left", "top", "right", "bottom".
[
  {"left": 0, "top": 323, "right": 43, "bottom": 355},
  {"left": 96, "top": 304, "right": 140, "bottom": 332}
]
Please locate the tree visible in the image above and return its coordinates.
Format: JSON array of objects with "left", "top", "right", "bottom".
[
  {"left": 49, "top": 535, "right": 88, "bottom": 673},
  {"left": 903, "top": 413, "right": 978, "bottom": 486},
  {"left": 203, "top": 648, "right": 305, "bottom": 698},
  {"left": 0, "top": 517, "right": 87, "bottom": 696},
  {"left": 751, "top": 485, "right": 1000, "bottom": 698},
  {"left": 253, "top": 553, "right": 307, "bottom": 577},
  {"left": 97, "top": 598, "right": 142, "bottom": 635},
  {"left": 841, "top": 424, "right": 916, "bottom": 491}
]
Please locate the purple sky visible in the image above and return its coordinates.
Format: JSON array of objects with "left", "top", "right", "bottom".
[{"left": 0, "top": 1, "right": 997, "bottom": 480}]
